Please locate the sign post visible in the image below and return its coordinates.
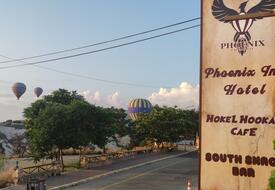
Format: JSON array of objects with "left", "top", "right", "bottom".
[{"left": 200, "top": 0, "right": 275, "bottom": 189}]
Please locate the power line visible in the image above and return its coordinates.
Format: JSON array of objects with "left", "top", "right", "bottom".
[
  {"left": 35, "top": 65, "right": 172, "bottom": 89},
  {"left": 0, "top": 22, "right": 200, "bottom": 88},
  {"left": 0, "top": 24, "right": 200, "bottom": 70},
  {"left": 0, "top": 54, "right": 172, "bottom": 89},
  {"left": 0, "top": 17, "right": 200, "bottom": 65}
]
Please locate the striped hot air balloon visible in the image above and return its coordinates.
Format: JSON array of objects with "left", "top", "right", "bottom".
[{"left": 128, "top": 99, "right": 152, "bottom": 120}]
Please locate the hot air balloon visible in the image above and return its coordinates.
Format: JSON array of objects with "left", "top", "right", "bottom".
[
  {"left": 12, "top": 82, "right": 26, "bottom": 100},
  {"left": 128, "top": 98, "right": 152, "bottom": 120},
  {"left": 34, "top": 87, "right": 43, "bottom": 98}
]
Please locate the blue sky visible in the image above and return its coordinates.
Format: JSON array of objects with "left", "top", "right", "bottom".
[{"left": 0, "top": 1, "right": 200, "bottom": 121}]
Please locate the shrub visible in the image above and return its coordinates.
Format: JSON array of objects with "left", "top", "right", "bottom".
[
  {"left": 0, "top": 168, "right": 18, "bottom": 188},
  {"left": 269, "top": 170, "right": 275, "bottom": 190}
]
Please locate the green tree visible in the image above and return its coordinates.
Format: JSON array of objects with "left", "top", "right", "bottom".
[
  {"left": 25, "top": 103, "right": 72, "bottom": 169},
  {"left": 93, "top": 107, "right": 129, "bottom": 152},
  {"left": 268, "top": 140, "right": 275, "bottom": 190},
  {"left": 24, "top": 89, "right": 130, "bottom": 169},
  {"left": 128, "top": 120, "right": 150, "bottom": 148},
  {"left": 269, "top": 171, "right": 275, "bottom": 190},
  {"left": 131, "top": 105, "right": 198, "bottom": 148},
  {"left": 67, "top": 100, "right": 100, "bottom": 157},
  {"left": 24, "top": 89, "right": 87, "bottom": 170},
  {"left": 44, "top": 89, "right": 84, "bottom": 105}
]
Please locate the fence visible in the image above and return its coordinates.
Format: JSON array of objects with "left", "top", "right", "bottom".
[
  {"left": 18, "top": 161, "right": 61, "bottom": 183},
  {"left": 176, "top": 144, "right": 197, "bottom": 152},
  {"left": 80, "top": 148, "right": 157, "bottom": 168},
  {"left": 16, "top": 145, "right": 186, "bottom": 183}
]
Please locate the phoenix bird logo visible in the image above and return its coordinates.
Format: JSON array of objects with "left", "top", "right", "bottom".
[{"left": 212, "top": 0, "right": 275, "bottom": 55}]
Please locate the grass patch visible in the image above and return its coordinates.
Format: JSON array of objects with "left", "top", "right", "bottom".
[
  {"left": 64, "top": 160, "right": 80, "bottom": 172},
  {"left": 0, "top": 156, "right": 4, "bottom": 170}
]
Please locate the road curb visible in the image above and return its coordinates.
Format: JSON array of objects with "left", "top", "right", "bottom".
[{"left": 49, "top": 150, "right": 195, "bottom": 190}]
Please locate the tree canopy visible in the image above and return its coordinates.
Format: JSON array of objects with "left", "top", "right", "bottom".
[
  {"left": 23, "top": 88, "right": 199, "bottom": 168},
  {"left": 130, "top": 105, "right": 198, "bottom": 147},
  {"left": 24, "top": 89, "right": 128, "bottom": 167}
]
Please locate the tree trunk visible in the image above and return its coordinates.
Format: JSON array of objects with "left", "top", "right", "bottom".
[
  {"left": 59, "top": 148, "right": 64, "bottom": 172},
  {"left": 79, "top": 147, "right": 82, "bottom": 163},
  {"left": 55, "top": 149, "right": 59, "bottom": 161},
  {"left": 79, "top": 146, "right": 86, "bottom": 166}
]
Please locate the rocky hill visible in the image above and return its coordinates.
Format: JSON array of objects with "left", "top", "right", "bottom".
[{"left": 0, "top": 121, "right": 25, "bottom": 156}]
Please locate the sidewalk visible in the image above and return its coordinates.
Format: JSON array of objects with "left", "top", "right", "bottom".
[{"left": 6, "top": 151, "right": 187, "bottom": 190}]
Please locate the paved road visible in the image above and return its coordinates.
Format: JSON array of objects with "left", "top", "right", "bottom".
[
  {"left": 66, "top": 151, "right": 198, "bottom": 190},
  {"left": 6, "top": 151, "right": 195, "bottom": 190}
]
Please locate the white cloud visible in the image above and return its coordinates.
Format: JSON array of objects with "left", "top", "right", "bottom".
[
  {"left": 80, "top": 90, "right": 124, "bottom": 108},
  {"left": 107, "top": 92, "right": 123, "bottom": 108},
  {"left": 148, "top": 82, "right": 199, "bottom": 109},
  {"left": 80, "top": 90, "right": 101, "bottom": 105},
  {"left": 80, "top": 82, "right": 199, "bottom": 110}
]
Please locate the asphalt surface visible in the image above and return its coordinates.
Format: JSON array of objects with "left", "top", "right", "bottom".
[
  {"left": 66, "top": 151, "right": 198, "bottom": 190},
  {"left": 5, "top": 151, "right": 195, "bottom": 190}
]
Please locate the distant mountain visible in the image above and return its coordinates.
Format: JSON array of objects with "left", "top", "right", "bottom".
[{"left": 0, "top": 120, "right": 24, "bottom": 130}]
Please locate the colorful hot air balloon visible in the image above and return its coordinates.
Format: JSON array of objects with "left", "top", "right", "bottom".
[
  {"left": 12, "top": 82, "right": 26, "bottom": 100},
  {"left": 34, "top": 87, "right": 43, "bottom": 98},
  {"left": 128, "top": 98, "right": 153, "bottom": 120}
]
